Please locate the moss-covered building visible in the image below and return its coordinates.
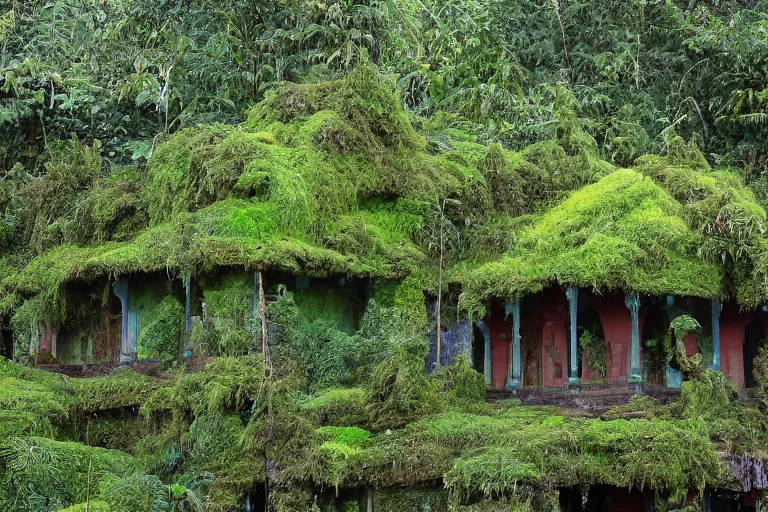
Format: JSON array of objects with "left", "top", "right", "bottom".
[{"left": 4, "top": 69, "right": 768, "bottom": 511}]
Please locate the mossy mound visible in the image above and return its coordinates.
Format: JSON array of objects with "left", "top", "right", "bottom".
[
  {"left": 461, "top": 169, "right": 722, "bottom": 313},
  {"left": 280, "top": 405, "right": 734, "bottom": 507},
  {"left": 0, "top": 437, "right": 135, "bottom": 510},
  {"left": 71, "top": 367, "right": 169, "bottom": 413},
  {"left": 0, "top": 357, "right": 72, "bottom": 438},
  {"left": 635, "top": 136, "right": 768, "bottom": 307}
]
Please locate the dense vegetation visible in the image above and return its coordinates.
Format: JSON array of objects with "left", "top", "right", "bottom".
[{"left": 2, "top": 0, "right": 768, "bottom": 510}]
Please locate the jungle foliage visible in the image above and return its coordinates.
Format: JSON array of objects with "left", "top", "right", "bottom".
[{"left": 2, "top": 0, "right": 768, "bottom": 510}]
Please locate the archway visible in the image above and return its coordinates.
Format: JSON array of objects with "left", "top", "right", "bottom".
[
  {"left": 642, "top": 302, "right": 670, "bottom": 387},
  {"left": 744, "top": 316, "right": 764, "bottom": 388},
  {"left": 578, "top": 309, "right": 606, "bottom": 382}
]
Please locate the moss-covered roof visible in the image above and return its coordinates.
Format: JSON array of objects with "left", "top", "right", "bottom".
[
  {"left": 460, "top": 169, "right": 723, "bottom": 313},
  {"left": 8, "top": 69, "right": 768, "bottom": 329}
]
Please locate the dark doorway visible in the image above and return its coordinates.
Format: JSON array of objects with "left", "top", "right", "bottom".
[
  {"left": 521, "top": 295, "right": 542, "bottom": 387},
  {"left": 709, "top": 489, "right": 756, "bottom": 512},
  {"left": 577, "top": 309, "right": 605, "bottom": 381},
  {"left": 744, "top": 317, "right": 764, "bottom": 388},
  {"left": 246, "top": 486, "right": 267, "bottom": 512},
  {"left": 0, "top": 324, "right": 12, "bottom": 359},
  {"left": 642, "top": 303, "right": 670, "bottom": 386},
  {"left": 472, "top": 323, "right": 486, "bottom": 375},
  {"left": 560, "top": 486, "right": 648, "bottom": 512}
]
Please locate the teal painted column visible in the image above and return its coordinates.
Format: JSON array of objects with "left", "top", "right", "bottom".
[
  {"left": 112, "top": 279, "right": 135, "bottom": 363},
  {"left": 625, "top": 292, "right": 642, "bottom": 383},
  {"left": 505, "top": 298, "right": 521, "bottom": 389},
  {"left": 711, "top": 297, "right": 721, "bottom": 371},
  {"left": 566, "top": 287, "right": 580, "bottom": 386},
  {"left": 476, "top": 320, "right": 492, "bottom": 386}
]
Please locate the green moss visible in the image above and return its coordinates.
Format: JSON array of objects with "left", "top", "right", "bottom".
[
  {"left": 445, "top": 451, "right": 540, "bottom": 503},
  {"left": 162, "top": 355, "right": 265, "bottom": 416},
  {"left": 0, "top": 437, "right": 135, "bottom": 510},
  {"left": 431, "top": 355, "right": 486, "bottom": 407},
  {"left": 136, "top": 295, "right": 184, "bottom": 367},
  {"left": 91, "top": 166, "right": 148, "bottom": 242},
  {"left": 316, "top": 426, "right": 372, "bottom": 447},
  {"left": 183, "top": 413, "right": 262, "bottom": 504},
  {"left": 635, "top": 137, "right": 768, "bottom": 307},
  {"left": 300, "top": 388, "right": 368, "bottom": 427},
  {"left": 145, "top": 124, "right": 272, "bottom": 224},
  {"left": 366, "top": 337, "right": 444, "bottom": 429},
  {"left": 71, "top": 367, "right": 169, "bottom": 413},
  {"left": 201, "top": 271, "right": 253, "bottom": 327},
  {"left": 0, "top": 357, "right": 72, "bottom": 437},
  {"left": 461, "top": 170, "right": 723, "bottom": 314},
  {"left": 58, "top": 501, "right": 111, "bottom": 512},
  {"left": 78, "top": 414, "right": 149, "bottom": 453}
]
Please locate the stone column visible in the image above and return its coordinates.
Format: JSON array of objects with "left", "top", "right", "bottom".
[
  {"left": 711, "top": 297, "right": 721, "bottom": 371},
  {"left": 476, "top": 320, "right": 492, "bottom": 386},
  {"left": 625, "top": 291, "right": 641, "bottom": 383},
  {"left": 505, "top": 298, "right": 521, "bottom": 389},
  {"left": 112, "top": 279, "right": 133, "bottom": 363},
  {"left": 566, "top": 287, "right": 580, "bottom": 386}
]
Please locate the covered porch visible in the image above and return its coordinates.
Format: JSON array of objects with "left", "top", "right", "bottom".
[{"left": 474, "top": 286, "right": 759, "bottom": 391}]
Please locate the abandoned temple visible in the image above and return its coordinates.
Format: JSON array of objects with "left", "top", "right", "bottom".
[
  {"left": 5, "top": 69, "right": 768, "bottom": 511},
  {"left": 32, "top": 270, "right": 763, "bottom": 394},
  {"left": 473, "top": 289, "right": 762, "bottom": 391}
]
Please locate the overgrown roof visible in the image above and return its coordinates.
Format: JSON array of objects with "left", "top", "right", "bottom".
[{"left": 460, "top": 169, "right": 723, "bottom": 314}]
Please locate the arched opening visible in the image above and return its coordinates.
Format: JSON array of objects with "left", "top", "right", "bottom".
[
  {"left": 642, "top": 302, "right": 670, "bottom": 387},
  {"left": 577, "top": 309, "right": 606, "bottom": 382},
  {"left": 472, "top": 323, "right": 486, "bottom": 375},
  {"left": 744, "top": 316, "right": 764, "bottom": 389}
]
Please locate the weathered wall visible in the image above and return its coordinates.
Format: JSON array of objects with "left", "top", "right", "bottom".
[
  {"left": 541, "top": 288, "right": 568, "bottom": 387},
  {"left": 521, "top": 295, "right": 543, "bottom": 387},
  {"left": 488, "top": 301, "right": 511, "bottom": 389},
  {"left": 720, "top": 303, "right": 753, "bottom": 388},
  {"left": 426, "top": 317, "right": 472, "bottom": 370},
  {"left": 580, "top": 292, "right": 648, "bottom": 382}
]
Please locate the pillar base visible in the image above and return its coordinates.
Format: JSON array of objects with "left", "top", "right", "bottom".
[
  {"left": 505, "top": 378, "right": 521, "bottom": 390},
  {"left": 629, "top": 373, "right": 643, "bottom": 384},
  {"left": 568, "top": 376, "right": 581, "bottom": 386},
  {"left": 119, "top": 352, "right": 136, "bottom": 364}
]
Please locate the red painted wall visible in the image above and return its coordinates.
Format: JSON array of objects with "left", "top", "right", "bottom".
[
  {"left": 599, "top": 296, "right": 632, "bottom": 380},
  {"left": 541, "top": 288, "right": 568, "bottom": 387},
  {"left": 520, "top": 297, "right": 543, "bottom": 387},
  {"left": 720, "top": 303, "right": 753, "bottom": 388},
  {"left": 580, "top": 292, "right": 648, "bottom": 382},
  {"left": 487, "top": 301, "right": 511, "bottom": 389}
]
